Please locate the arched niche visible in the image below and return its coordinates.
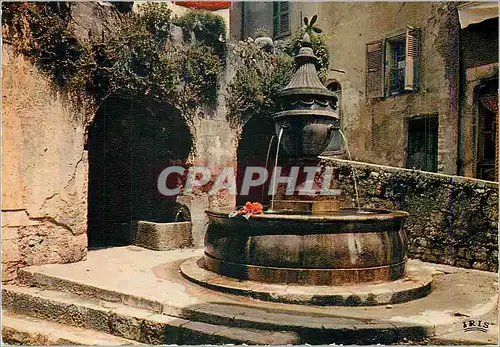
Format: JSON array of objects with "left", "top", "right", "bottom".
[{"left": 86, "top": 96, "right": 192, "bottom": 247}]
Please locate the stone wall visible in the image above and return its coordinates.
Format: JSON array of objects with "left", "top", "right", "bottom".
[
  {"left": 176, "top": 47, "right": 240, "bottom": 247},
  {"left": 184, "top": 116, "right": 238, "bottom": 247},
  {"left": 320, "top": 157, "right": 498, "bottom": 272},
  {"left": 2, "top": 45, "right": 89, "bottom": 282}
]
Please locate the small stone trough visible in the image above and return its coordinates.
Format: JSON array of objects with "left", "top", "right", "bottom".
[{"left": 133, "top": 221, "right": 193, "bottom": 251}]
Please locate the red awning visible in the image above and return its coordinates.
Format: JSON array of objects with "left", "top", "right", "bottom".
[{"left": 174, "top": 1, "right": 231, "bottom": 11}]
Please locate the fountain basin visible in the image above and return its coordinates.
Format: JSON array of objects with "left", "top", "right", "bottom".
[{"left": 204, "top": 208, "right": 409, "bottom": 286}]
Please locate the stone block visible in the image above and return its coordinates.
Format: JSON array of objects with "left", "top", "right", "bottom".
[
  {"left": 475, "top": 251, "right": 489, "bottom": 261},
  {"left": 472, "top": 261, "right": 489, "bottom": 271},
  {"left": 421, "top": 254, "right": 439, "bottom": 263},
  {"left": 133, "top": 221, "right": 193, "bottom": 251},
  {"left": 2, "top": 226, "right": 19, "bottom": 241},
  {"left": 457, "top": 247, "right": 466, "bottom": 257},
  {"left": 141, "top": 314, "right": 187, "bottom": 344},
  {"left": 2, "top": 261, "right": 20, "bottom": 282},
  {"left": 454, "top": 260, "right": 471, "bottom": 268},
  {"left": 2, "top": 239, "right": 21, "bottom": 263},
  {"left": 2, "top": 210, "right": 40, "bottom": 228},
  {"left": 18, "top": 227, "right": 87, "bottom": 266},
  {"left": 108, "top": 308, "right": 148, "bottom": 341}
]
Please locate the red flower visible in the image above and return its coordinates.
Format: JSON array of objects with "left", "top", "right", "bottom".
[
  {"left": 241, "top": 202, "right": 263, "bottom": 215},
  {"left": 229, "top": 201, "right": 264, "bottom": 219}
]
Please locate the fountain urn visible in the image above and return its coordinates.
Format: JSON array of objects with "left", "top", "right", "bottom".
[{"left": 273, "top": 33, "right": 340, "bottom": 161}]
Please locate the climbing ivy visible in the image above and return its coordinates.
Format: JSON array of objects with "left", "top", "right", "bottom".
[
  {"left": 225, "top": 40, "right": 294, "bottom": 130},
  {"left": 225, "top": 17, "right": 330, "bottom": 131},
  {"left": 1, "top": 2, "right": 225, "bottom": 118},
  {"left": 2, "top": 2, "right": 85, "bottom": 90},
  {"left": 284, "top": 28, "right": 330, "bottom": 81},
  {"left": 173, "top": 9, "right": 226, "bottom": 61}
]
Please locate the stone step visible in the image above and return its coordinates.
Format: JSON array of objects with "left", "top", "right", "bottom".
[
  {"left": 2, "top": 285, "right": 300, "bottom": 345},
  {"left": 16, "top": 267, "right": 431, "bottom": 344},
  {"left": 2, "top": 309, "right": 143, "bottom": 345}
]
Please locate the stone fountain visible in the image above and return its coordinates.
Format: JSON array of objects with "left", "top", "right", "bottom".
[{"left": 181, "top": 28, "right": 433, "bottom": 306}]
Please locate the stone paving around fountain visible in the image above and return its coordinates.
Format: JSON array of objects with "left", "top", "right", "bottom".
[{"left": 3, "top": 245, "right": 498, "bottom": 345}]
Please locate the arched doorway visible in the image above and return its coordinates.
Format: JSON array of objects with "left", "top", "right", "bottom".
[
  {"left": 476, "top": 77, "right": 498, "bottom": 181},
  {"left": 86, "top": 96, "right": 192, "bottom": 247}
]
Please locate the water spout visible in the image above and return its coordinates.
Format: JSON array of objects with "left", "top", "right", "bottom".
[
  {"left": 339, "top": 130, "right": 361, "bottom": 211},
  {"left": 175, "top": 211, "right": 182, "bottom": 222}
]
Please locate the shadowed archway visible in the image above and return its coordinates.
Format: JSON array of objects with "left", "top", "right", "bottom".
[
  {"left": 86, "top": 96, "right": 192, "bottom": 247},
  {"left": 236, "top": 117, "right": 287, "bottom": 207}
]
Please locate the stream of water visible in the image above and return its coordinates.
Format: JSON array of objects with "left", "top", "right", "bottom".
[
  {"left": 339, "top": 130, "right": 361, "bottom": 211},
  {"left": 269, "top": 127, "right": 284, "bottom": 212},
  {"left": 261, "top": 135, "right": 276, "bottom": 203},
  {"left": 265, "top": 127, "right": 360, "bottom": 213}
]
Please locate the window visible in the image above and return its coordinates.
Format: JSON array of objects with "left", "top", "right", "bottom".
[
  {"left": 406, "top": 116, "right": 438, "bottom": 172},
  {"left": 366, "top": 26, "right": 420, "bottom": 98},
  {"left": 386, "top": 34, "right": 406, "bottom": 95},
  {"left": 273, "top": 2, "right": 290, "bottom": 39}
]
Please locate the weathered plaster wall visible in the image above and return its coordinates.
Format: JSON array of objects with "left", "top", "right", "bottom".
[
  {"left": 320, "top": 157, "right": 498, "bottom": 272},
  {"left": 179, "top": 49, "right": 240, "bottom": 247},
  {"left": 235, "top": 1, "right": 304, "bottom": 40},
  {"left": 2, "top": 45, "right": 88, "bottom": 282},
  {"left": 315, "top": 2, "right": 460, "bottom": 174},
  {"left": 185, "top": 117, "right": 238, "bottom": 247}
]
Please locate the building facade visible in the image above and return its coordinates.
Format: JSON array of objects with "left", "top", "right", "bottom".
[
  {"left": 458, "top": 2, "right": 498, "bottom": 181},
  {"left": 230, "top": 2, "right": 498, "bottom": 180}
]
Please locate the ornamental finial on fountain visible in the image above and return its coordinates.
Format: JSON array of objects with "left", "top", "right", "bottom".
[
  {"left": 301, "top": 14, "right": 321, "bottom": 48},
  {"left": 272, "top": 15, "right": 339, "bottom": 161},
  {"left": 278, "top": 15, "right": 334, "bottom": 99}
]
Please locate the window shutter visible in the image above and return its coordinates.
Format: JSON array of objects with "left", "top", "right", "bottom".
[
  {"left": 278, "top": 2, "right": 290, "bottom": 37},
  {"left": 405, "top": 26, "right": 420, "bottom": 91},
  {"left": 273, "top": 2, "right": 290, "bottom": 39},
  {"left": 366, "top": 40, "right": 385, "bottom": 98},
  {"left": 273, "top": 3, "right": 279, "bottom": 38}
]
